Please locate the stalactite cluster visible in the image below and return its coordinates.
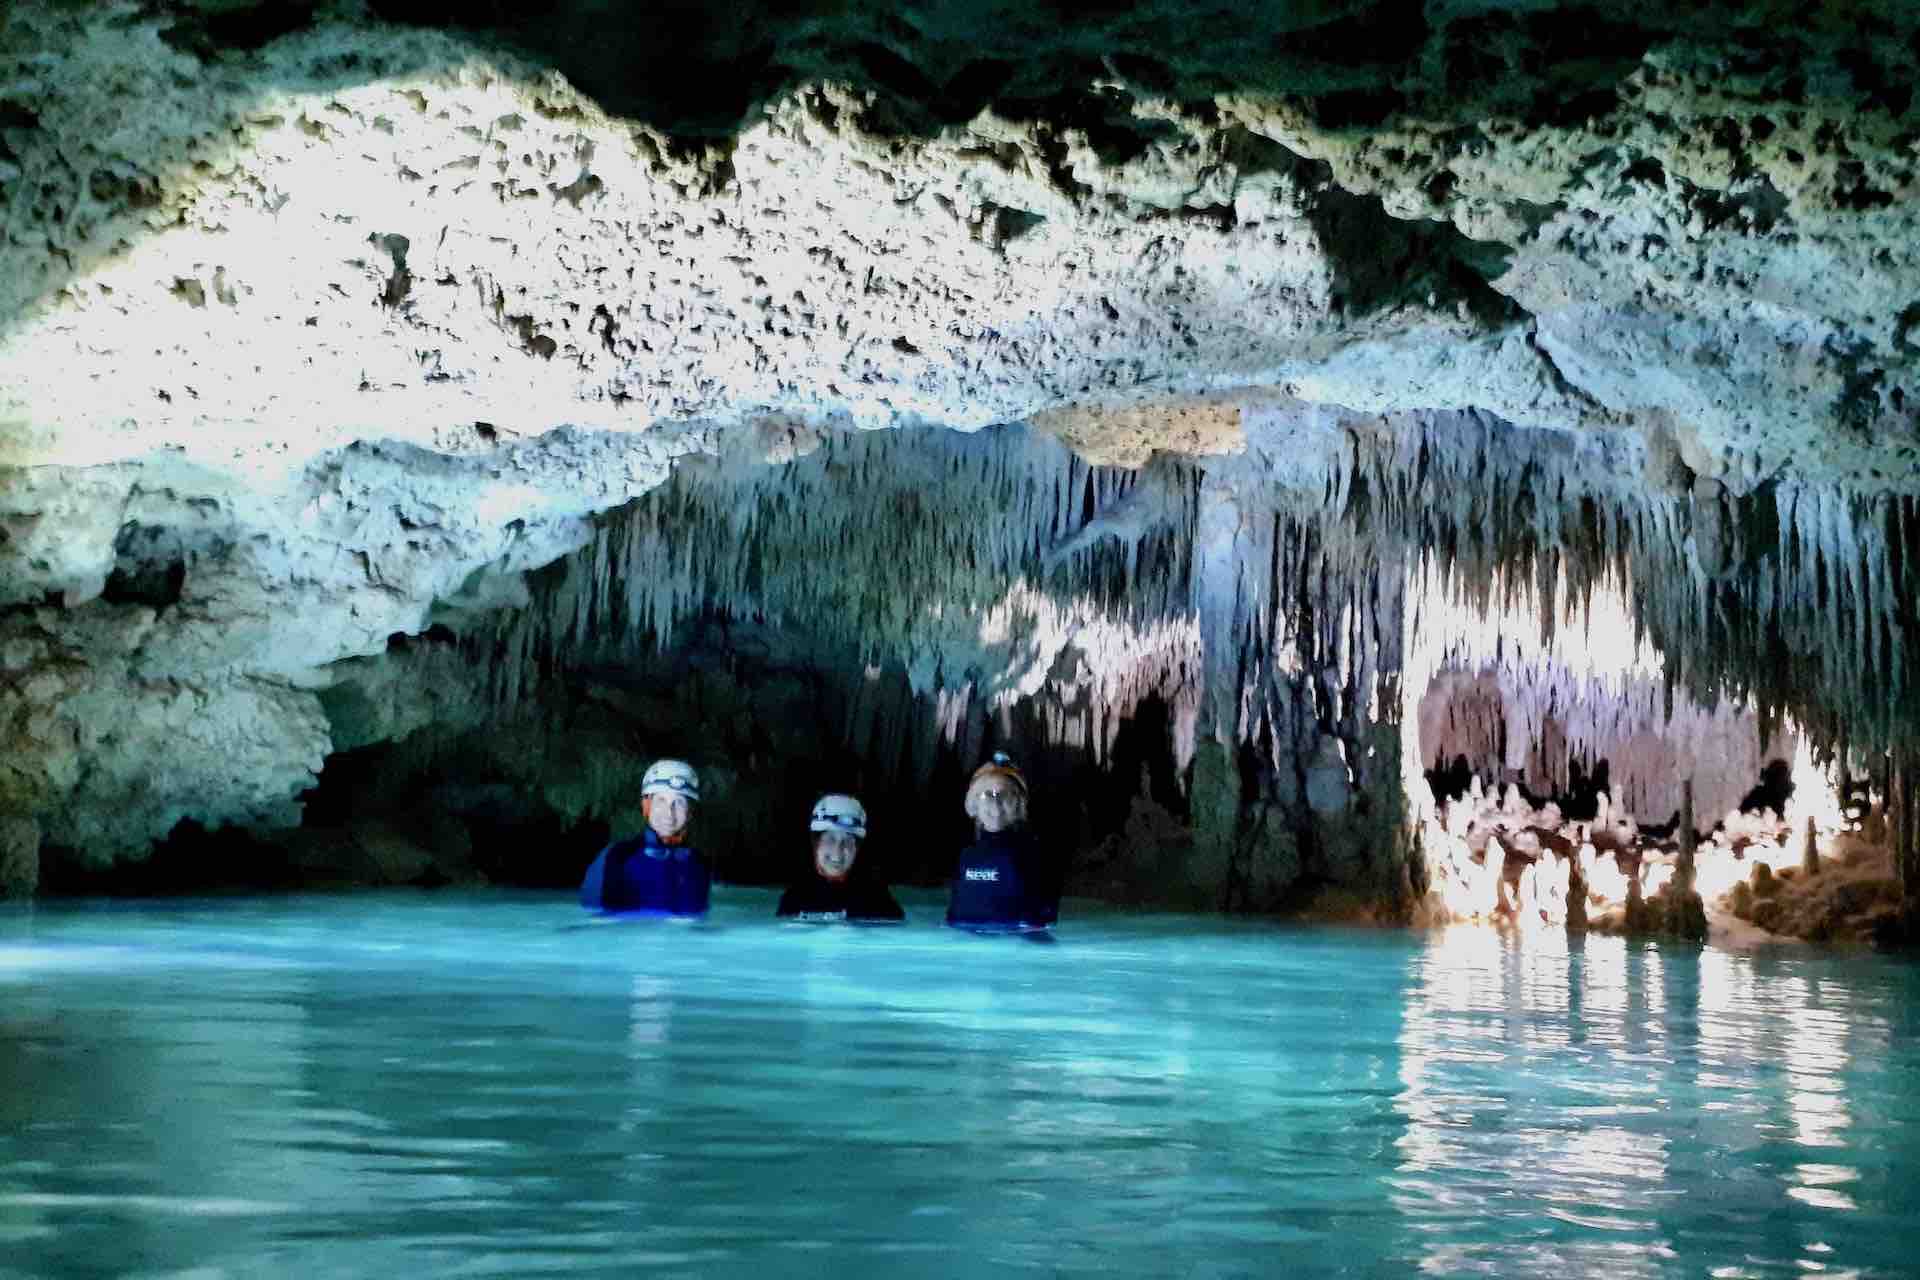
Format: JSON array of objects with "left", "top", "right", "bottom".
[
  {"left": 482, "top": 425, "right": 1203, "bottom": 779},
  {"left": 1195, "top": 479, "right": 1404, "bottom": 763},
  {"left": 475, "top": 410, "right": 1914, "bottom": 825},
  {"left": 433, "top": 404, "right": 1919, "bottom": 922},
  {"left": 1409, "top": 567, "right": 1798, "bottom": 824},
  {"left": 1324, "top": 414, "right": 1916, "bottom": 769}
]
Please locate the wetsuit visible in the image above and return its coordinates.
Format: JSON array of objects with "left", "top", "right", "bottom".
[
  {"left": 777, "top": 873, "right": 905, "bottom": 923},
  {"left": 945, "top": 828, "right": 1059, "bottom": 931},
  {"left": 579, "top": 828, "right": 710, "bottom": 917}
]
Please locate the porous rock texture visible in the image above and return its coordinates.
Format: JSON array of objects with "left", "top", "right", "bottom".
[{"left": 2, "top": 1, "right": 1917, "bottom": 910}]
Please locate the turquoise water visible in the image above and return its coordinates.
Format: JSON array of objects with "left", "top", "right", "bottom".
[{"left": 1, "top": 892, "right": 1915, "bottom": 1279}]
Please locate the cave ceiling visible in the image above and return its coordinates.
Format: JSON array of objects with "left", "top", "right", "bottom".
[{"left": 2, "top": 0, "right": 1917, "bottom": 485}]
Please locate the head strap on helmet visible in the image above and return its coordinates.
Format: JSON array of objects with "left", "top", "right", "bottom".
[
  {"left": 641, "top": 758, "right": 701, "bottom": 801},
  {"left": 809, "top": 793, "right": 868, "bottom": 838}
]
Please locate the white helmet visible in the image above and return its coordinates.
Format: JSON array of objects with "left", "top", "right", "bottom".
[
  {"left": 808, "top": 793, "right": 867, "bottom": 838},
  {"left": 641, "top": 759, "right": 700, "bottom": 801}
]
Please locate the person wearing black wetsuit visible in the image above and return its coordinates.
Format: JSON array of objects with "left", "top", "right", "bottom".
[
  {"left": 777, "top": 793, "right": 904, "bottom": 923},
  {"left": 579, "top": 758, "right": 711, "bottom": 917},
  {"left": 946, "top": 753, "right": 1060, "bottom": 932}
]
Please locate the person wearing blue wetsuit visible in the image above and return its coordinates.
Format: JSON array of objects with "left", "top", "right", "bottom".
[
  {"left": 579, "top": 758, "right": 710, "bottom": 916},
  {"left": 777, "top": 793, "right": 905, "bottom": 923},
  {"left": 946, "top": 753, "right": 1059, "bottom": 931}
]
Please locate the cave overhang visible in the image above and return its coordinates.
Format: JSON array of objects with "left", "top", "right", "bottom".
[{"left": 2, "top": 0, "right": 1917, "bottom": 892}]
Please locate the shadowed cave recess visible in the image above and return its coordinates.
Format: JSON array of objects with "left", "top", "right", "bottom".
[{"left": 2, "top": 0, "right": 1918, "bottom": 942}]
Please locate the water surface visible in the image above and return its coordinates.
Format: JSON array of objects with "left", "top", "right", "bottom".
[{"left": 1, "top": 891, "right": 1915, "bottom": 1278}]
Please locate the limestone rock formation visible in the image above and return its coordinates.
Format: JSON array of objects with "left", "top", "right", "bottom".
[{"left": 1, "top": 1, "right": 1915, "bottom": 908}]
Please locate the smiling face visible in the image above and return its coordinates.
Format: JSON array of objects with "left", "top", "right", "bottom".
[
  {"left": 812, "top": 829, "right": 859, "bottom": 880},
  {"left": 645, "top": 792, "right": 691, "bottom": 841},
  {"left": 966, "top": 777, "right": 1027, "bottom": 833}
]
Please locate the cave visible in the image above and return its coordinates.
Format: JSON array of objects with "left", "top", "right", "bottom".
[
  {"left": 2, "top": 2, "right": 1919, "bottom": 1273},
  {"left": 4, "top": 3, "right": 1916, "bottom": 933}
]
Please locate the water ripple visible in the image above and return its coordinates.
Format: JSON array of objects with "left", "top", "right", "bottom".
[{"left": 0, "top": 892, "right": 1914, "bottom": 1279}]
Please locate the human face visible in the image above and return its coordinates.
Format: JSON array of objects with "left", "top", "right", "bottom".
[
  {"left": 646, "top": 792, "right": 691, "bottom": 841},
  {"left": 813, "top": 830, "right": 858, "bottom": 880},
  {"left": 969, "top": 780, "right": 1025, "bottom": 833}
]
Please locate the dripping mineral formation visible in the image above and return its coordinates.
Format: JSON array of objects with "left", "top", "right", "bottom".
[{"left": 1, "top": 1, "right": 1915, "bottom": 937}]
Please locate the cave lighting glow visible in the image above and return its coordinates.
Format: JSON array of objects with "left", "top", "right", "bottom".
[
  {"left": 1398, "top": 548, "right": 1870, "bottom": 929},
  {"left": 1406, "top": 554, "right": 1806, "bottom": 825}
]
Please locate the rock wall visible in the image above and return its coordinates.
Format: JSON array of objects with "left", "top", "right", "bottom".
[{"left": 2, "top": 427, "right": 703, "bottom": 864}]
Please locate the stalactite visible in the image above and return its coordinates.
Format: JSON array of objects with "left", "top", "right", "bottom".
[
  {"left": 480, "top": 425, "right": 1204, "bottom": 779},
  {"left": 1340, "top": 414, "right": 1916, "bottom": 806}
]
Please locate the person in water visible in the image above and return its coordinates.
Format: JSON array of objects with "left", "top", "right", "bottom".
[
  {"left": 579, "top": 758, "right": 710, "bottom": 916},
  {"left": 777, "top": 793, "right": 905, "bottom": 923},
  {"left": 946, "top": 752, "right": 1060, "bottom": 931}
]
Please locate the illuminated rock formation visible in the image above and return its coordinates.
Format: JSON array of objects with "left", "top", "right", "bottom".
[{"left": 0, "top": 2, "right": 1915, "bottom": 916}]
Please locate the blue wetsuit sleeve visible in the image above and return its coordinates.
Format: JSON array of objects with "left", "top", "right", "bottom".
[{"left": 579, "top": 845, "right": 612, "bottom": 910}]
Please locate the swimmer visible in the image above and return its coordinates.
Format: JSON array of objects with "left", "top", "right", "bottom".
[
  {"left": 777, "top": 793, "right": 905, "bottom": 923},
  {"left": 945, "top": 752, "right": 1060, "bottom": 932},
  {"left": 579, "top": 758, "right": 711, "bottom": 917}
]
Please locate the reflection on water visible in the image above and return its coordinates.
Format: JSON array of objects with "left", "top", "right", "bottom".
[
  {"left": 1394, "top": 926, "right": 1916, "bottom": 1279},
  {"left": 0, "top": 894, "right": 1916, "bottom": 1279}
]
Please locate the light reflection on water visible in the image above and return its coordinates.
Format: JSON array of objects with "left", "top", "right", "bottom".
[
  {"left": 1393, "top": 926, "right": 1913, "bottom": 1280},
  {"left": 0, "top": 893, "right": 1915, "bottom": 1279}
]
